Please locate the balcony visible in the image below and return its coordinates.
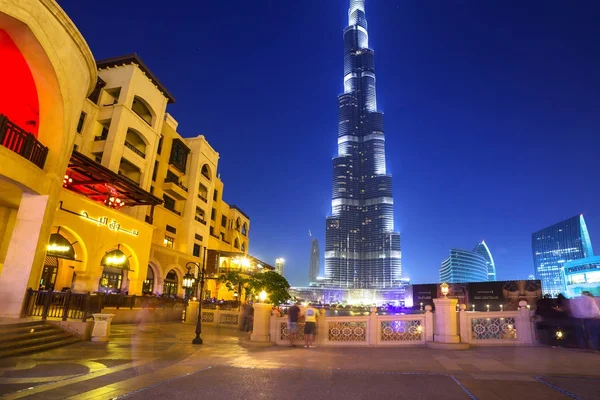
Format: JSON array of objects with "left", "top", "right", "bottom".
[
  {"left": 0, "top": 114, "right": 48, "bottom": 169},
  {"left": 198, "top": 194, "right": 207, "bottom": 203},
  {"left": 94, "top": 134, "right": 107, "bottom": 141},
  {"left": 195, "top": 216, "right": 207, "bottom": 225},
  {"left": 163, "top": 177, "right": 188, "bottom": 200},
  {"left": 164, "top": 206, "right": 181, "bottom": 216},
  {"left": 118, "top": 171, "right": 140, "bottom": 186},
  {"left": 124, "top": 141, "right": 146, "bottom": 158}
]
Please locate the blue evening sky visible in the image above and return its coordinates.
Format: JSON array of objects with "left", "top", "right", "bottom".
[{"left": 61, "top": 0, "right": 600, "bottom": 286}]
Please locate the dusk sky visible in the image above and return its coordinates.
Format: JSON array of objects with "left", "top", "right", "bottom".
[{"left": 62, "top": 0, "right": 600, "bottom": 287}]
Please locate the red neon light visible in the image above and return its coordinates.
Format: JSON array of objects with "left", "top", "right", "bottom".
[{"left": 0, "top": 29, "right": 39, "bottom": 137}]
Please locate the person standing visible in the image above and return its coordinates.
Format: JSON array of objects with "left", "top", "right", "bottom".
[
  {"left": 287, "top": 302, "right": 301, "bottom": 347},
  {"left": 303, "top": 303, "right": 318, "bottom": 348}
]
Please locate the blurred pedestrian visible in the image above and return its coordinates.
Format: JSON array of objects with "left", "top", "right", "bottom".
[
  {"left": 288, "top": 302, "right": 300, "bottom": 347},
  {"left": 303, "top": 303, "right": 318, "bottom": 348}
]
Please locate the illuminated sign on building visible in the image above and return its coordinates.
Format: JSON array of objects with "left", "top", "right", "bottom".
[{"left": 58, "top": 201, "right": 140, "bottom": 236}]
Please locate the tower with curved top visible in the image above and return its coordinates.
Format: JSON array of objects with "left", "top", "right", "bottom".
[
  {"left": 473, "top": 240, "right": 496, "bottom": 281},
  {"left": 325, "top": 0, "right": 402, "bottom": 289}
]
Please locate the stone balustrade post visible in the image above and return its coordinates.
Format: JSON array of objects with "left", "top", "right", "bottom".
[
  {"left": 317, "top": 310, "right": 327, "bottom": 345},
  {"left": 429, "top": 298, "right": 469, "bottom": 349},
  {"left": 369, "top": 307, "right": 378, "bottom": 345},
  {"left": 250, "top": 303, "right": 272, "bottom": 342},
  {"left": 517, "top": 300, "right": 534, "bottom": 345},
  {"left": 269, "top": 314, "right": 277, "bottom": 343},
  {"left": 424, "top": 305, "right": 434, "bottom": 342},
  {"left": 185, "top": 300, "right": 199, "bottom": 325},
  {"left": 458, "top": 304, "right": 470, "bottom": 344},
  {"left": 214, "top": 306, "right": 221, "bottom": 327}
]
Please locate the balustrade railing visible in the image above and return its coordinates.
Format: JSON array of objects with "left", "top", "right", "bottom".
[
  {"left": 124, "top": 141, "right": 146, "bottom": 158},
  {"left": 21, "top": 290, "right": 187, "bottom": 321},
  {"left": 0, "top": 114, "right": 48, "bottom": 169}
]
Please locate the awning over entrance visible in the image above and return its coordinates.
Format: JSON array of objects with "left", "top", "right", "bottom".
[{"left": 64, "top": 151, "right": 162, "bottom": 208}]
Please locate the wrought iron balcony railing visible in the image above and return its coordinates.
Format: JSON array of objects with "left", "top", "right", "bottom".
[
  {"left": 124, "top": 141, "right": 146, "bottom": 158},
  {"left": 0, "top": 114, "right": 48, "bottom": 169}
]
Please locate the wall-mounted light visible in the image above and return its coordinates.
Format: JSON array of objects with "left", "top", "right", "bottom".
[
  {"left": 47, "top": 243, "right": 70, "bottom": 253},
  {"left": 105, "top": 255, "right": 127, "bottom": 266}
]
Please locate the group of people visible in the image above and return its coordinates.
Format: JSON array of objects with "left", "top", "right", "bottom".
[
  {"left": 534, "top": 291, "right": 600, "bottom": 350},
  {"left": 287, "top": 302, "right": 318, "bottom": 348}
]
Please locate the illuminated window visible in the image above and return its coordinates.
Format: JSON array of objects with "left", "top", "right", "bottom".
[{"left": 164, "top": 236, "right": 174, "bottom": 249}]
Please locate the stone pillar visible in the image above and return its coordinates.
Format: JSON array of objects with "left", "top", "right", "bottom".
[
  {"left": 250, "top": 303, "right": 271, "bottom": 342},
  {"left": 91, "top": 313, "right": 115, "bottom": 342},
  {"left": 428, "top": 298, "right": 469, "bottom": 349},
  {"left": 369, "top": 307, "right": 378, "bottom": 345},
  {"left": 185, "top": 300, "right": 199, "bottom": 325},
  {"left": 0, "top": 194, "right": 49, "bottom": 318},
  {"left": 424, "top": 305, "right": 434, "bottom": 342},
  {"left": 458, "top": 304, "right": 469, "bottom": 344},
  {"left": 517, "top": 300, "right": 534, "bottom": 345}
]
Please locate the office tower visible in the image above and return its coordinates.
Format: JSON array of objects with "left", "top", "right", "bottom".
[
  {"left": 532, "top": 214, "right": 594, "bottom": 296},
  {"left": 439, "top": 249, "right": 488, "bottom": 283},
  {"left": 309, "top": 235, "right": 320, "bottom": 284},
  {"left": 275, "top": 258, "right": 285, "bottom": 276},
  {"left": 325, "top": 0, "right": 401, "bottom": 289},
  {"left": 473, "top": 240, "right": 496, "bottom": 281}
]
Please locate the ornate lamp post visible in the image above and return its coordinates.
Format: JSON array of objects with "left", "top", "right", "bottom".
[
  {"left": 440, "top": 282, "right": 449, "bottom": 298},
  {"left": 187, "top": 246, "right": 209, "bottom": 345},
  {"left": 182, "top": 265, "right": 196, "bottom": 298}
]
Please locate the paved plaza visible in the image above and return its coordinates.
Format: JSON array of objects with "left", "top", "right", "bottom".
[{"left": 0, "top": 323, "right": 598, "bottom": 400}]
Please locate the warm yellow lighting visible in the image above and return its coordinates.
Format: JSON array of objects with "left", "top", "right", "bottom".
[
  {"left": 556, "top": 330, "right": 564, "bottom": 339},
  {"left": 241, "top": 257, "right": 250, "bottom": 268},
  {"left": 47, "top": 244, "right": 70, "bottom": 253},
  {"left": 104, "top": 255, "right": 127, "bottom": 266},
  {"left": 440, "top": 282, "right": 449, "bottom": 298},
  {"left": 259, "top": 290, "right": 268, "bottom": 302},
  {"left": 486, "top": 304, "right": 490, "bottom": 312},
  {"left": 192, "top": 297, "right": 197, "bottom": 301},
  {"left": 417, "top": 326, "right": 423, "bottom": 333}
]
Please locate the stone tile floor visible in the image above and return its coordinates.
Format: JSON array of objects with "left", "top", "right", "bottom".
[{"left": 0, "top": 322, "right": 598, "bottom": 399}]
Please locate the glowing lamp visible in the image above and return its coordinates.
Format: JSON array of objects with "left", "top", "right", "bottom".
[
  {"left": 259, "top": 290, "right": 268, "bottom": 302},
  {"left": 182, "top": 267, "right": 195, "bottom": 289},
  {"left": 47, "top": 243, "right": 70, "bottom": 253},
  {"left": 440, "top": 282, "right": 449, "bottom": 298},
  {"left": 486, "top": 304, "right": 490, "bottom": 312},
  {"left": 105, "top": 255, "right": 127, "bottom": 266},
  {"left": 556, "top": 330, "right": 564, "bottom": 339}
]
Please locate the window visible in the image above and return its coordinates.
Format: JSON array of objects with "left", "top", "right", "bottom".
[
  {"left": 77, "top": 112, "right": 86, "bottom": 134},
  {"left": 163, "top": 194, "right": 176, "bottom": 211},
  {"left": 157, "top": 136, "right": 163, "bottom": 155},
  {"left": 193, "top": 244, "right": 201, "bottom": 257},
  {"left": 213, "top": 189, "right": 218, "bottom": 201},
  {"left": 150, "top": 186, "right": 154, "bottom": 194},
  {"left": 195, "top": 233, "right": 203, "bottom": 241},
  {"left": 242, "top": 223, "right": 248, "bottom": 236},
  {"left": 198, "top": 183, "right": 208, "bottom": 202},
  {"left": 132, "top": 95, "right": 153, "bottom": 126},
  {"left": 234, "top": 238, "right": 239, "bottom": 249},
  {"left": 169, "top": 139, "right": 190, "bottom": 173},
  {"left": 201, "top": 164, "right": 211, "bottom": 180},
  {"left": 152, "top": 161, "right": 158, "bottom": 182},
  {"left": 165, "top": 170, "right": 179, "bottom": 184},
  {"left": 211, "top": 208, "right": 216, "bottom": 221},
  {"left": 166, "top": 225, "right": 177, "bottom": 234},
  {"left": 221, "top": 216, "right": 227, "bottom": 228},
  {"left": 164, "top": 235, "right": 174, "bottom": 249}
]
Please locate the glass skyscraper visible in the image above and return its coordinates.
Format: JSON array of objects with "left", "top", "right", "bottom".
[
  {"left": 532, "top": 214, "right": 594, "bottom": 297},
  {"left": 439, "top": 249, "right": 489, "bottom": 283},
  {"left": 309, "top": 236, "right": 320, "bottom": 284},
  {"left": 473, "top": 240, "right": 496, "bottom": 281},
  {"left": 325, "top": 0, "right": 402, "bottom": 289}
]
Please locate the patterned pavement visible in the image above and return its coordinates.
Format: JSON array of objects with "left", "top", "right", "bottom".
[{"left": 0, "top": 323, "right": 598, "bottom": 399}]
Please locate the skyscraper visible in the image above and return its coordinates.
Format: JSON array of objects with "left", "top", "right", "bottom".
[
  {"left": 439, "top": 249, "right": 489, "bottom": 283},
  {"left": 325, "top": 0, "right": 402, "bottom": 289},
  {"left": 473, "top": 240, "right": 496, "bottom": 281},
  {"left": 275, "top": 258, "right": 285, "bottom": 276},
  {"left": 532, "top": 215, "right": 594, "bottom": 297},
  {"left": 309, "top": 235, "right": 320, "bottom": 284}
]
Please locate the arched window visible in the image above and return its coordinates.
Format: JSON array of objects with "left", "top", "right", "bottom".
[
  {"left": 241, "top": 242, "right": 246, "bottom": 252},
  {"left": 201, "top": 164, "right": 211, "bottom": 180},
  {"left": 143, "top": 265, "right": 154, "bottom": 294},
  {"left": 46, "top": 233, "right": 76, "bottom": 260},
  {"left": 241, "top": 223, "right": 248, "bottom": 236},
  {"left": 124, "top": 128, "right": 147, "bottom": 157},
  {"left": 132, "top": 96, "right": 154, "bottom": 126},
  {"left": 234, "top": 238, "right": 240, "bottom": 249},
  {"left": 163, "top": 269, "right": 178, "bottom": 297},
  {"left": 235, "top": 218, "right": 241, "bottom": 231},
  {"left": 99, "top": 249, "right": 129, "bottom": 293}
]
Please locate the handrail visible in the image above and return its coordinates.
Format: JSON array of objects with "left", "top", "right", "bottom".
[
  {"left": 124, "top": 141, "right": 146, "bottom": 158},
  {"left": 0, "top": 114, "right": 48, "bottom": 169}
]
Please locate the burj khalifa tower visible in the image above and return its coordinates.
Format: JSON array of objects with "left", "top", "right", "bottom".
[{"left": 325, "top": 0, "right": 402, "bottom": 289}]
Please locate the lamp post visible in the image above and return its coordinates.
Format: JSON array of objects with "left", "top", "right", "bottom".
[
  {"left": 182, "top": 265, "right": 196, "bottom": 299},
  {"left": 440, "top": 282, "right": 449, "bottom": 298},
  {"left": 187, "top": 246, "right": 208, "bottom": 345}
]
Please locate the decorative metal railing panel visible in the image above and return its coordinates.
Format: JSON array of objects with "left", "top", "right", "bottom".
[
  {"left": 380, "top": 319, "right": 423, "bottom": 342},
  {"left": 219, "top": 313, "right": 239, "bottom": 326},
  {"left": 279, "top": 321, "right": 305, "bottom": 342},
  {"left": 0, "top": 114, "right": 48, "bottom": 169},
  {"left": 328, "top": 321, "right": 368, "bottom": 342},
  {"left": 201, "top": 311, "right": 215, "bottom": 323},
  {"left": 471, "top": 317, "right": 517, "bottom": 340}
]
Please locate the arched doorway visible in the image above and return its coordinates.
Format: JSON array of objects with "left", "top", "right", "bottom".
[
  {"left": 142, "top": 265, "right": 154, "bottom": 294},
  {"left": 163, "top": 269, "right": 178, "bottom": 297},
  {"left": 98, "top": 248, "right": 130, "bottom": 294},
  {"left": 42, "top": 231, "right": 77, "bottom": 291}
]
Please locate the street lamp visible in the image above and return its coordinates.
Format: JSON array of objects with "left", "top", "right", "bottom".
[
  {"left": 440, "top": 282, "right": 449, "bottom": 298},
  {"left": 187, "top": 246, "right": 209, "bottom": 345},
  {"left": 182, "top": 266, "right": 196, "bottom": 291},
  {"left": 259, "top": 290, "right": 268, "bottom": 303}
]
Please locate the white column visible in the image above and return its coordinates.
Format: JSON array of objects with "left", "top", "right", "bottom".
[
  {"left": 517, "top": 300, "right": 534, "bottom": 345},
  {"left": 428, "top": 298, "right": 469, "bottom": 349},
  {"left": 424, "top": 305, "right": 434, "bottom": 342},
  {"left": 458, "top": 304, "right": 470, "bottom": 344},
  {"left": 250, "top": 303, "right": 271, "bottom": 342},
  {"left": 0, "top": 194, "right": 49, "bottom": 318},
  {"left": 369, "top": 306, "right": 378, "bottom": 345}
]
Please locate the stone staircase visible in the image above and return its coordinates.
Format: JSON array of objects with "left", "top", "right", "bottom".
[{"left": 0, "top": 321, "right": 81, "bottom": 359}]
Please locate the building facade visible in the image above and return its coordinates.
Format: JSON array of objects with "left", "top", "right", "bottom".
[
  {"left": 439, "top": 249, "right": 489, "bottom": 284},
  {"left": 0, "top": 0, "right": 97, "bottom": 317},
  {"left": 532, "top": 214, "right": 594, "bottom": 297},
  {"left": 473, "top": 240, "right": 496, "bottom": 281},
  {"left": 325, "top": 0, "right": 401, "bottom": 289},
  {"left": 309, "top": 236, "right": 320, "bottom": 284},
  {"left": 561, "top": 255, "right": 600, "bottom": 297}
]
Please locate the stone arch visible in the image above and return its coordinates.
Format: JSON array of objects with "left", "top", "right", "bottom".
[
  {"left": 125, "top": 127, "right": 148, "bottom": 156},
  {"left": 234, "top": 238, "right": 240, "bottom": 249},
  {"left": 132, "top": 95, "right": 155, "bottom": 126},
  {"left": 242, "top": 223, "right": 248, "bottom": 236},
  {"left": 200, "top": 164, "right": 211, "bottom": 181},
  {"left": 163, "top": 264, "right": 185, "bottom": 297},
  {"left": 241, "top": 242, "right": 246, "bottom": 252},
  {"left": 147, "top": 258, "right": 163, "bottom": 294}
]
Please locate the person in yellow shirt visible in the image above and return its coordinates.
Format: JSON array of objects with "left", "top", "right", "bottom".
[{"left": 302, "top": 303, "right": 318, "bottom": 348}]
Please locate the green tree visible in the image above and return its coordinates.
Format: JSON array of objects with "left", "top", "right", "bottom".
[
  {"left": 217, "top": 271, "right": 248, "bottom": 301},
  {"left": 246, "top": 271, "right": 291, "bottom": 306}
]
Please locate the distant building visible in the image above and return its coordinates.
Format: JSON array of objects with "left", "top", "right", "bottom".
[
  {"left": 309, "top": 237, "right": 320, "bottom": 284},
  {"left": 473, "top": 240, "right": 496, "bottom": 281},
  {"left": 561, "top": 255, "right": 600, "bottom": 297},
  {"left": 532, "top": 215, "right": 594, "bottom": 297},
  {"left": 439, "top": 249, "right": 488, "bottom": 283},
  {"left": 275, "top": 258, "right": 285, "bottom": 276}
]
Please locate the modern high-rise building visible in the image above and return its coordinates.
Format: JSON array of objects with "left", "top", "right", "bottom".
[
  {"left": 275, "top": 258, "right": 285, "bottom": 276},
  {"left": 309, "top": 236, "right": 320, "bottom": 284},
  {"left": 532, "top": 214, "right": 594, "bottom": 297},
  {"left": 325, "top": 0, "right": 402, "bottom": 289},
  {"left": 439, "top": 249, "right": 489, "bottom": 283},
  {"left": 473, "top": 240, "right": 496, "bottom": 281}
]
